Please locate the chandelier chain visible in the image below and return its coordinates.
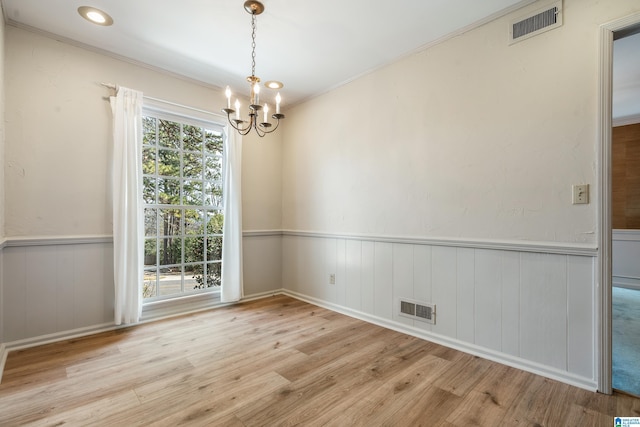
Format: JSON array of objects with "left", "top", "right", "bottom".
[{"left": 251, "top": 14, "right": 257, "bottom": 77}]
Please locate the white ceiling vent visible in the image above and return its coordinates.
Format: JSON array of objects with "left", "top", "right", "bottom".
[
  {"left": 509, "top": 1, "right": 562, "bottom": 45},
  {"left": 399, "top": 298, "right": 436, "bottom": 324}
]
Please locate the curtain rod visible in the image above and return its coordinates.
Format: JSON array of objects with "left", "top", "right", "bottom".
[{"left": 99, "top": 82, "right": 223, "bottom": 119}]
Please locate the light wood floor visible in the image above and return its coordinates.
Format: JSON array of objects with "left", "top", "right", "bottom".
[{"left": 1, "top": 295, "right": 639, "bottom": 426}]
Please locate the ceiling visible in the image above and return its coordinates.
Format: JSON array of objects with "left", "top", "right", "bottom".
[
  {"left": 1, "top": 0, "right": 638, "bottom": 117},
  {"left": 1, "top": 0, "right": 536, "bottom": 106}
]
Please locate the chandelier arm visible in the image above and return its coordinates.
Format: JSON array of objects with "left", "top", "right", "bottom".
[
  {"left": 239, "top": 123, "right": 254, "bottom": 136},
  {"left": 224, "top": 110, "right": 253, "bottom": 134},
  {"left": 254, "top": 124, "right": 266, "bottom": 138},
  {"left": 258, "top": 117, "right": 281, "bottom": 134}
]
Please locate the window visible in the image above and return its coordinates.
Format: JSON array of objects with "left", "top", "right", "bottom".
[{"left": 141, "top": 110, "right": 225, "bottom": 301}]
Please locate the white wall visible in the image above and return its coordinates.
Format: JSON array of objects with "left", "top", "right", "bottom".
[
  {"left": 280, "top": 0, "right": 640, "bottom": 390},
  {"left": 2, "top": 26, "right": 283, "bottom": 343},
  {"left": 282, "top": 0, "right": 638, "bottom": 243}
]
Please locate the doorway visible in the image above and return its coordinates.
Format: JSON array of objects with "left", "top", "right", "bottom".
[
  {"left": 611, "top": 32, "right": 640, "bottom": 393},
  {"left": 599, "top": 13, "right": 640, "bottom": 395}
]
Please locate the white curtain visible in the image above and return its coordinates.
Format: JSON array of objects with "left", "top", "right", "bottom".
[
  {"left": 110, "top": 87, "right": 144, "bottom": 325},
  {"left": 221, "top": 129, "right": 243, "bottom": 303}
]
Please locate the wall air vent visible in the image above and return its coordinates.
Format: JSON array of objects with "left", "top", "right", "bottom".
[
  {"left": 509, "top": 1, "right": 562, "bottom": 45},
  {"left": 399, "top": 298, "right": 436, "bottom": 325}
]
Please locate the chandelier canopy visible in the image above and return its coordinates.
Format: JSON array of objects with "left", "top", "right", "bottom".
[{"left": 223, "top": 1, "right": 285, "bottom": 137}]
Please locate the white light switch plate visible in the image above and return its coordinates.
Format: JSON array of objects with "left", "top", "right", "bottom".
[{"left": 572, "top": 184, "right": 589, "bottom": 204}]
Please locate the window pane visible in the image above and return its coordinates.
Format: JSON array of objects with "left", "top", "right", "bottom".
[
  {"left": 143, "top": 177, "right": 157, "bottom": 204},
  {"left": 158, "top": 149, "right": 181, "bottom": 177},
  {"left": 159, "top": 120, "right": 180, "bottom": 149},
  {"left": 205, "top": 129, "right": 223, "bottom": 155},
  {"left": 158, "top": 209, "right": 182, "bottom": 236},
  {"left": 207, "top": 236, "right": 223, "bottom": 261},
  {"left": 143, "top": 147, "right": 156, "bottom": 174},
  {"left": 143, "top": 269, "right": 158, "bottom": 298},
  {"left": 184, "top": 153, "right": 203, "bottom": 179},
  {"left": 190, "top": 263, "right": 208, "bottom": 290},
  {"left": 144, "top": 208, "right": 157, "bottom": 236},
  {"left": 159, "top": 237, "right": 182, "bottom": 266},
  {"left": 183, "top": 264, "right": 200, "bottom": 291},
  {"left": 159, "top": 267, "right": 182, "bottom": 296},
  {"left": 183, "top": 125, "right": 203, "bottom": 152},
  {"left": 183, "top": 180, "right": 203, "bottom": 205},
  {"left": 184, "top": 237, "right": 204, "bottom": 263},
  {"left": 184, "top": 209, "right": 204, "bottom": 235},
  {"left": 144, "top": 239, "right": 157, "bottom": 267},
  {"left": 207, "top": 210, "right": 224, "bottom": 234},
  {"left": 204, "top": 155, "right": 222, "bottom": 181},
  {"left": 206, "top": 262, "right": 222, "bottom": 287},
  {"left": 143, "top": 117, "right": 157, "bottom": 146},
  {"left": 158, "top": 178, "right": 180, "bottom": 205},
  {"left": 205, "top": 182, "right": 223, "bottom": 207}
]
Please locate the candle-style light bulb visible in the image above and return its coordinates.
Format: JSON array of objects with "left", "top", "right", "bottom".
[
  {"left": 263, "top": 103, "right": 269, "bottom": 123},
  {"left": 225, "top": 86, "right": 232, "bottom": 109},
  {"left": 254, "top": 83, "right": 260, "bottom": 105},
  {"left": 275, "top": 92, "right": 281, "bottom": 114},
  {"left": 235, "top": 99, "right": 240, "bottom": 120}
]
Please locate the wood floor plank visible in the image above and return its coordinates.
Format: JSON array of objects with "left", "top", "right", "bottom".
[
  {"left": 234, "top": 339, "right": 392, "bottom": 426},
  {"left": 27, "top": 389, "right": 142, "bottom": 427},
  {"left": 320, "top": 353, "right": 452, "bottom": 426},
  {"left": 432, "top": 354, "right": 494, "bottom": 397},
  {"left": 0, "top": 295, "right": 638, "bottom": 426}
]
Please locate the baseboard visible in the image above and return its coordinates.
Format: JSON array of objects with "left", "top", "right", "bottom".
[
  {"left": 280, "top": 289, "right": 598, "bottom": 392},
  {"left": 613, "top": 277, "right": 640, "bottom": 291},
  {"left": 3, "top": 323, "right": 118, "bottom": 353}
]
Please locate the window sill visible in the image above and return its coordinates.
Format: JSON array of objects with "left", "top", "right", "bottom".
[{"left": 141, "top": 290, "right": 222, "bottom": 322}]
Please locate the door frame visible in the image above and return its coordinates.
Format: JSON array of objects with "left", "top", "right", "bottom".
[{"left": 597, "top": 11, "right": 640, "bottom": 394}]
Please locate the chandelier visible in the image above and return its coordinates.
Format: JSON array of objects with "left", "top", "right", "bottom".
[{"left": 223, "top": 1, "right": 285, "bottom": 137}]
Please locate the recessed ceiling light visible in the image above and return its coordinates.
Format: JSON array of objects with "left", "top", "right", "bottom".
[
  {"left": 264, "top": 81, "right": 284, "bottom": 89},
  {"left": 78, "top": 6, "right": 113, "bottom": 26}
]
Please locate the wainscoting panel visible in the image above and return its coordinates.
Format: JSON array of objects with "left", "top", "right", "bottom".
[
  {"left": 431, "top": 246, "right": 457, "bottom": 338},
  {"left": 567, "top": 255, "right": 595, "bottom": 379},
  {"left": 282, "top": 232, "right": 597, "bottom": 388},
  {"left": 501, "top": 250, "right": 521, "bottom": 357},
  {"left": 474, "top": 249, "right": 503, "bottom": 353},
  {"left": 613, "top": 229, "right": 640, "bottom": 290},
  {"left": 242, "top": 233, "right": 283, "bottom": 296},
  {"left": 345, "top": 240, "right": 363, "bottom": 311},
  {"left": 2, "top": 242, "right": 114, "bottom": 342},
  {"left": 520, "top": 252, "right": 567, "bottom": 371},
  {"left": 374, "top": 242, "right": 393, "bottom": 320},
  {"left": 361, "top": 241, "right": 375, "bottom": 314}
]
